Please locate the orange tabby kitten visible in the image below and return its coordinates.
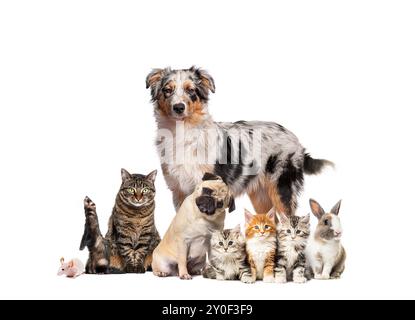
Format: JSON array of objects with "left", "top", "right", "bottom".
[{"left": 245, "top": 208, "right": 277, "bottom": 283}]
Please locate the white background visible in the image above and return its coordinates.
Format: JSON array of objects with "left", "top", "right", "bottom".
[{"left": 0, "top": 0, "right": 414, "bottom": 300}]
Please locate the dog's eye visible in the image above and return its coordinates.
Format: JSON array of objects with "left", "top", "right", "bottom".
[
  {"left": 324, "top": 219, "right": 329, "bottom": 226},
  {"left": 219, "top": 242, "right": 224, "bottom": 246},
  {"left": 186, "top": 88, "right": 195, "bottom": 94},
  {"left": 228, "top": 241, "right": 234, "bottom": 246},
  {"left": 163, "top": 87, "right": 173, "bottom": 94}
]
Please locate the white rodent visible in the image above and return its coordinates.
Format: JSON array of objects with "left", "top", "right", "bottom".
[{"left": 57, "top": 257, "right": 85, "bottom": 278}]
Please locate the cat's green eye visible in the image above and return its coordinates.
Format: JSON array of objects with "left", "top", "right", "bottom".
[
  {"left": 127, "top": 188, "right": 135, "bottom": 194},
  {"left": 219, "top": 241, "right": 224, "bottom": 246},
  {"left": 254, "top": 226, "right": 260, "bottom": 230},
  {"left": 142, "top": 187, "right": 150, "bottom": 194}
]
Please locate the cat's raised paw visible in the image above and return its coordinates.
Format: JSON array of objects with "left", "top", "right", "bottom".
[{"left": 180, "top": 273, "right": 192, "bottom": 280}]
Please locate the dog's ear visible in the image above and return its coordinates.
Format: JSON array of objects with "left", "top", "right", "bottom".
[
  {"left": 79, "top": 224, "right": 91, "bottom": 251},
  {"left": 228, "top": 196, "right": 236, "bottom": 213},
  {"left": 202, "top": 172, "right": 221, "bottom": 181},
  {"left": 146, "top": 68, "right": 170, "bottom": 100},
  {"left": 190, "top": 66, "right": 215, "bottom": 96}
]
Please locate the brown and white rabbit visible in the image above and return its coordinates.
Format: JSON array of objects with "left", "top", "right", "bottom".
[{"left": 305, "top": 199, "right": 346, "bottom": 280}]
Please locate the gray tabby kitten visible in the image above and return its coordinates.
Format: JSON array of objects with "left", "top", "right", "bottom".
[
  {"left": 275, "top": 213, "right": 310, "bottom": 283},
  {"left": 202, "top": 225, "right": 253, "bottom": 283}
]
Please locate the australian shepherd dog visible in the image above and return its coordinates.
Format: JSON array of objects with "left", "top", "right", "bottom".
[{"left": 146, "top": 66, "right": 333, "bottom": 216}]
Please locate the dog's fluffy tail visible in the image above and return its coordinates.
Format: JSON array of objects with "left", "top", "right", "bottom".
[{"left": 303, "top": 153, "right": 335, "bottom": 175}]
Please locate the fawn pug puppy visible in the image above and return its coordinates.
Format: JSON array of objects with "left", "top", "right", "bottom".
[{"left": 152, "top": 173, "right": 235, "bottom": 280}]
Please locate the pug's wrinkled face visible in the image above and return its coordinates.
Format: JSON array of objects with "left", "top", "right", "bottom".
[{"left": 194, "top": 176, "right": 235, "bottom": 216}]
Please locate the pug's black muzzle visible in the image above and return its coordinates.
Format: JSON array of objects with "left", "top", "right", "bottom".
[{"left": 195, "top": 196, "right": 223, "bottom": 215}]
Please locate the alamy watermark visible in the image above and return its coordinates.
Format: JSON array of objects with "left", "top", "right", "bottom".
[{"left": 156, "top": 122, "right": 263, "bottom": 175}]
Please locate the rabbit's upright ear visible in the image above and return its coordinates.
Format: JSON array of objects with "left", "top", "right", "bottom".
[
  {"left": 309, "top": 199, "right": 325, "bottom": 219},
  {"left": 60, "top": 257, "right": 64, "bottom": 264},
  {"left": 79, "top": 225, "right": 91, "bottom": 250},
  {"left": 330, "top": 200, "right": 342, "bottom": 215}
]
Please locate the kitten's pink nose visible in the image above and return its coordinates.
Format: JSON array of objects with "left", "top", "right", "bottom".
[{"left": 334, "top": 231, "right": 342, "bottom": 237}]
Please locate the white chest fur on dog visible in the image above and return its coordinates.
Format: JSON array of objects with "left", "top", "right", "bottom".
[{"left": 157, "top": 121, "right": 217, "bottom": 195}]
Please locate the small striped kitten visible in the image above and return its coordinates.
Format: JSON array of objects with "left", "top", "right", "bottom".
[
  {"left": 202, "top": 225, "right": 253, "bottom": 283},
  {"left": 105, "top": 168, "right": 161, "bottom": 273},
  {"left": 245, "top": 208, "right": 277, "bottom": 283},
  {"left": 275, "top": 213, "right": 310, "bottom": 283}
]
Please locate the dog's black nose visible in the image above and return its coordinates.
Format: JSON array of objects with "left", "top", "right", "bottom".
[{"left": 173, "top": 103, "right": 185, "bottom": 115}]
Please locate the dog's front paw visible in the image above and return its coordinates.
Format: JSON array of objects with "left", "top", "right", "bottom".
[
  {"left": 180, "top": 273, "right": 192, "bottom": 280},
  {"left": 154, "top": 271, "right": 169, "bottom": 277}
]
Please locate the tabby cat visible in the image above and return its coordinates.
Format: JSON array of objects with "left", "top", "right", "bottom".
[
  {"left": 275, "top": 213, "right": 310, "bottom": 283},
  {"left": 202, "top": 225, "right": 253, "bottom": 283},
  {"left": 245, "top": 208, "right": 277, "bottom": 283},
  {"left": 105, "top": 168, "right": 161, "bottom": 273}
]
